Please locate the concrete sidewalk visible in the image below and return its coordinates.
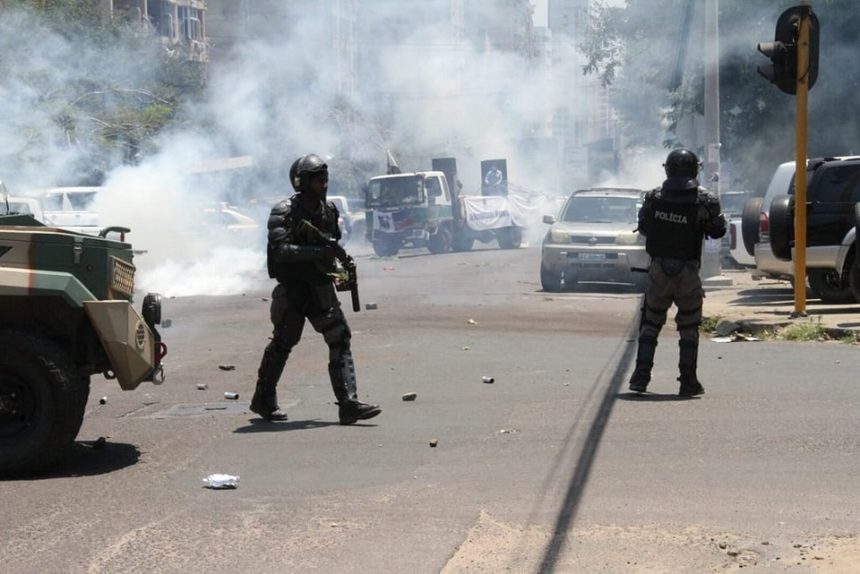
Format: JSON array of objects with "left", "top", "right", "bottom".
[{"left": 703, "top": 269, "right": 860, "bottom": 337}]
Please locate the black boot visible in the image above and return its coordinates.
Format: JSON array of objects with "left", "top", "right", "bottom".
[
  {"left": 250, "top": 345, "right": 289, "bottom": 421},
  {"left": 629, "top": 336, "right": 657, "bottom": 393},
  {"left": 330, "top": 349, "right": 381, "bottom": 425},
  {"left": 678, "top": 338, "right": 704, "bottom": 397}
]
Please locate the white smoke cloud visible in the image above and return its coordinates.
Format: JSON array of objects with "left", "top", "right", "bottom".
[{"left": 2, "top": 1, "right": 616, "bottom": 295}]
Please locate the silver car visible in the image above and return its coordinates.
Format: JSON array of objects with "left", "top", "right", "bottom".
[{"left": 540, "top": 188, "right": 649, "bottom": 291}]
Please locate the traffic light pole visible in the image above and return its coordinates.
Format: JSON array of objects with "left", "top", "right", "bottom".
[{"left": 792, "top": 5, "right": 811, "bottom": 317}]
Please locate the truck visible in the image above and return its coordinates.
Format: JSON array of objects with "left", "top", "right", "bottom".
[
  {"left": 364, "top": 157, "right": 523, "bottom": 256},
  {"left": 0, "top": 207, "right": 166, "bottom": 473}
]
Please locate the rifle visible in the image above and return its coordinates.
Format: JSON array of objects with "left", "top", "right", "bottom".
[{"left": 296, "top": 219, "right": 361, "bottom": 312}]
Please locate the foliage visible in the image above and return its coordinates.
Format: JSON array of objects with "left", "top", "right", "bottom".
[
  {"left": 0, "top": 0, "right": 205, "bottom": 184},
  {"left": 580, "top": 0, "right": 860, "bottom": 193},
  {"left": 778, "top": 318, "right": 828, "bottom": 341}
]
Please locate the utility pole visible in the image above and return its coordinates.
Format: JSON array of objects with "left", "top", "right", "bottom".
[{"left": 701, "top": 0, "right": 724, "bottom": 283}]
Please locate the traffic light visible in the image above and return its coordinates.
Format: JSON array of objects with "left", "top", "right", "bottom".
[{"left": 757, "top": 5, "right": 819, "bottom": 95}]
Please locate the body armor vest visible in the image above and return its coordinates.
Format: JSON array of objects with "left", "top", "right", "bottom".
[
  {"left": 645, "top": 192, "right": 702, "bottom": 261},
  {"left": 266, "top": 195, "right": 340, "bottom": 282}
]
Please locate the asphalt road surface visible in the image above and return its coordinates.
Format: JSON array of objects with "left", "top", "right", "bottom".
[{"left": 2, "top": 244, "right": 859, "bottom": 573}]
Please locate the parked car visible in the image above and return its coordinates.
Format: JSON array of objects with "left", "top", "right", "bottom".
[
  {"left": 540, "top": 188, "right": 649, "bottom": 291},
  {"left": 39, "top": 186, "right": 102, "bottom": 235},
  {"left": 328, "top": 194, "right": 366, "bottom": 244},
  {"left": 767, "top": 156, "right": 860, "bottom": 303},
  {"left": 718, "top": 190, "right": 755, "bottom": 268},
  {"left": 742, "top": 156, "right": 860, "bottom": 302}
]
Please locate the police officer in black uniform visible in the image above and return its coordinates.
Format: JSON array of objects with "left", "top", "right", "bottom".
[
  {"left": 251, "top": 154, "right": 382, "bottom": 424},
  {"left": 629, "top": 149, "right": 726, "bottom": 396}
]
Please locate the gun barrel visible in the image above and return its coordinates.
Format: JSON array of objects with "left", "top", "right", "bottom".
[{"left": 350, "top": 267, "right": 360, "bottom": 312}]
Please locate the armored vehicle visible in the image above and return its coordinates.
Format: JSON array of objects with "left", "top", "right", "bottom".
[{"left": 0, "top": 211, "right": 166, "bottom": 473}]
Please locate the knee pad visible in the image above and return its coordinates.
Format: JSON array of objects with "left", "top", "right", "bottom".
[{"left": 323, "top": 321, "right": 351, "bottom": 350}]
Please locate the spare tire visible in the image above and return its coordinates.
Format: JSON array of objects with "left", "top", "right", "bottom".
[
  {"left": 849, "top": 204, "right": 860, "bottom": 302},
  {"left": 769, "top": 195, "right": 794, "bottom": 261},
  {"left": 741, "top": 197, "right": 764, "bottom": 257}
]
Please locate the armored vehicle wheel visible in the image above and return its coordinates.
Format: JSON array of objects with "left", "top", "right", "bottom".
[
  {"left": 541, "top": 265, "right": 562, "bottom": 292},
  {"left": 497, "top": 226, "right": 523, "bottom": 249},
  {"left": 428, "top": 226, "right": 453, "bottom": 254},
  {"left": 372, "top": 238, "right": 399, "bottom": 257},
  {"left": 0, "top": 330, "right": 90, "bottom": 474},
  {"left": 808, "top": 267, "right": 854, "bottom": 304}
]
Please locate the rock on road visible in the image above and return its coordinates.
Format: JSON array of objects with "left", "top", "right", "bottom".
[{"left": 2, "top": 245, "right": 858, "bottom": 573}]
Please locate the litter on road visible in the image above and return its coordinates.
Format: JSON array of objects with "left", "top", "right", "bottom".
[
  {"left": 218, "top": 364, "right": 236, "bottom": 371},
  {"left": 402, "top": 392, "right": 417, "bottom": 401},
  {"left": 203, "top": 474, "right": 240, "bottom": 489},
  {"left": 482, "top": 376, "right": 495, "bottom": 384},
  {"left": 196, "top": 383, "right": 208, "bottom": 390},
  {"left": 223, "top": 392, "right": 239, "bottom": 400}
]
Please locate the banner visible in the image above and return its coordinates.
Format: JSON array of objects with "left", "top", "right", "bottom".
[
  {"left": 373, "top": 208, "right": 415, "bottom": 233},
  {"left": 462, "top": 195, "right": 524, "bottom": 231}
]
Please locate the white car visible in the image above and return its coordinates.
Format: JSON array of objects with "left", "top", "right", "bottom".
[
  {"left": 328, "top": 195, "right": 365, "bottom": 244},
  {"left": 39, "top": 187, "right": 102, "bottom": 235},
  {"left": 540, "top": 188, "right": 649, "bottom": 291}
]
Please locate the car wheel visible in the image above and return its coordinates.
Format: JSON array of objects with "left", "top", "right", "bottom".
[
  {"left": 741, "top": 198, "right": 764, "bottom": 257},
  {"left": 497, "top": 226, "right": 523, "bottom": 249},
  {"left": 427, "top": 226, "right": 453, "bottom": 254},
  {"left": 540, "top": 265, "right": 562, "bottom": 292},
  {"left": 808, "top": 267, "right": 855, "bottom": 304},
  {"left": 0, "top": 330, "right": 90, "bottom": 474},
  {"left": 372, "top": 238, "right": 399, "bottom": 257},
  {"left": 453, "top": 233, "right": 474, "bottom": 252}
]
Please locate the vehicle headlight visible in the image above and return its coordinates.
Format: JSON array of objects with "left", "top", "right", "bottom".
[
  {"left": 615, "top": 232, "right": 645, "bottom": 245},
  {"left": 549, "top": 229, "right": 569, "bottom": 243}
]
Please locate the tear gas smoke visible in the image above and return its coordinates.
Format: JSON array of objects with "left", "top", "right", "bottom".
[{"left": 1, "top": 2, "right": 625, "bottom": 296}]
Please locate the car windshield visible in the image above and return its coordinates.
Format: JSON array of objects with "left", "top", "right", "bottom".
[
  {"left": 562, "top": 196, "right": 639, "bottom": 223},
  {"left": 367, "top": 176, "right": 425, "bottom": 207}
]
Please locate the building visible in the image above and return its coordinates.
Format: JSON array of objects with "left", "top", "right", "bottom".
[
  {"left": 548, "top": 0, "right": 617, "bottom": 182},
  {"left": 106, "top": 0, "right": 209, "bottom": 62}
]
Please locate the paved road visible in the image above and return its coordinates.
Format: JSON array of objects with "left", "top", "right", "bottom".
[{"left": 2, "top": 245, "right": 858, "bottom": 573}]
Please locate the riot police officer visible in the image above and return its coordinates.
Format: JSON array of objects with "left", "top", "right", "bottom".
[
  {"left": 251, "top": 154, "right": 382, "bottom": 424},
  {"left": 629, "top": 149, "right": 726, "bottom": 396}
]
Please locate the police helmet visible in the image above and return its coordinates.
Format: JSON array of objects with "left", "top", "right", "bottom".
[
  {"left": 663, "top": 148, "right": 700, "bottom": 178},
  {"left": 294, "top": 153, "right": 328, "bottom": 192},
  {"left": 289, "top": 157, "right": 301, "bottom": 191}
]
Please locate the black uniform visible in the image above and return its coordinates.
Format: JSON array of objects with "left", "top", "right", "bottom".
[
  {"left": 251, "top": 191, "right": 380, "bottom": 424},
  {"left": 629, "top": 174, "right": 726, "bottom": 396}
]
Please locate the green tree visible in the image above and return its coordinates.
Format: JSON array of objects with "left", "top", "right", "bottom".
[
  {"left": 0, "top": 0, "right": 204, "bottom": 185},
  {"left": 581, "top": 0, "right": 860, "bottom": 192}
]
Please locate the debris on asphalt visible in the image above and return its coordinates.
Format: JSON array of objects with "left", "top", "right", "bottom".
[
  {"left": 482, "top": 376, "right": 495, "bottom": 384},
  {"left": 429, "top": 438, "right": 438, "bottom": 447},
  {"left": 93, "top": 436, "right": 107, "bottom": 450},
  {"left": 261, "top": 297, "right": 269, "bottom": 302},
  {"left": 196, "top": 383, "right": 208, "bottom": 391},
  {"left": 466, "top": 318, "right": 478, "bottom": 325},
  {"left": 218, "top": 364, "right": 236, "bottom": 371},
  {"left": 365, "top": 302, "right": 378, "bottom": 310},
  {"left": 203, "top": 474, "right": 240, "bottom": 489},
  {"left": 402, "top": 392, "right": 417, "bottom": 401},
  {"left": 462, "top": 346, "right": 470, "bottom": 351},
  {"left": 714, "top": 319, "right": 741, "bottom": 337},
  {"left": 712, "top": 333, "right": 760, "bottom": 343},
  {"left": 718, "top": 542, "right": 727, "bottom": 549},
  {"left": 161, "top": 319, "right": 172, "bottom": 328},
  {"left": 224, "top": 392, "right": 239, "bottom": 400},
  {"left": 98, "top": 396, "right": 107, "bottom": 405},
  {"left": 499, "top": 428, "right": 518, "bottom": 434},
  {"left": 383, "top": 266, "right": 396, "bottom": 272}
]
